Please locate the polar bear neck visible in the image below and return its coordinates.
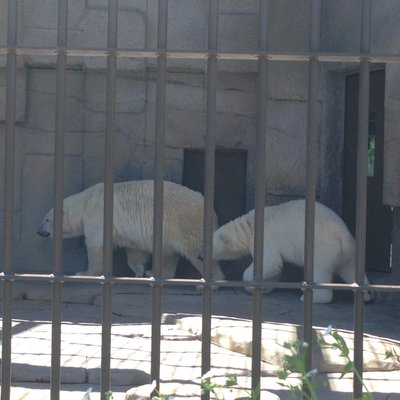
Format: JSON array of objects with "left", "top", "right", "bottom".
[{"left": 229, "top": 211, "right": 255, "bottom": 252}]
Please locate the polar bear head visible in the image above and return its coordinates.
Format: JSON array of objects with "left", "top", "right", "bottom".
[
  {"left": 212, "top": 222, "right": 251, "bottom": 261},
  {"left": 36, "top": 195, "right": 84, "bottom": 239}
]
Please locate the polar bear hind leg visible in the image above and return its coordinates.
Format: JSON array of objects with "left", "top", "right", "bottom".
[
  {"left": 126, "top": 248, "right": 150, "bottom": 277},
  {"left": 336, "top": 260, "right": 375, "bottom": 302},
  {"left": 303, "top": 265, "right": 335, "bottom": 303}
]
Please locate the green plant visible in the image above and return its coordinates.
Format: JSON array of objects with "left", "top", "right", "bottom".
[
  {"left": 201, "top": 371, "right": 260, "bottom": 400},
  {"left": 105, "top": 390, "right": 114, "bottom": 400},
  {"left": 81, "top": 388, "right": 113, "bottom": 400},
  {"left": 318, "top": 326, "right": 373, "bottom": 400},
  {"left": 278, "top": 325, "right": 378, "bottom": 400},
  {"left": 278, "top": 340, "right": 321, "bottom": 400},
  {"left": 385, "top": 348, "right": 400, "bottom": 365}
]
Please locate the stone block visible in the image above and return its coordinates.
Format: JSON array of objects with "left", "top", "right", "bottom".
[
  {"left": 176, "top": 316, "right": 400, "bottom": 373},
  {"left": 219, "top": 0, "right": 258, "bottom": 14},
  {"left": 84, "top": 72, "right": 146, "bottom": 114},
  {"left": 218, "top": 13, "right": 258, "bottom": 52},
  {"left": 216, "top": 72, "right": 257, "bottom": 116},
  {"left": 22, "top": 0, "right": 86, "bottom": 30},
  {"left": 82, "top": 129, "right": 146, "bottom": 187},
  {"left": 0, "top": 67, "right": 27, "bottom": 122},
  {"left": 0, "top": 0, "right": 6, "bottom": 46},
  {"left": 21, "top": 27, "right": 57, "bottom": 48},
  {"left": 69, "top": 8, "right": 145, "bottom": 70},
  {"left": 26, "top": 68, "right": 85, "bottom": 132},
  {"left": 87, "top": 0, "right": 146, "bottom": 12},
  {"left": 269, "top": 62, "right": 309, "bottom": 101},
  {"left": 166, "top": 72, "right": 205, "bottom": 113},
  {"left": 321, "top": 0, "right": 361, "bottom": 53},
  {"left": 371, "top": 0, "right": 400, "bottom": 54},
  {"left": 167, "top": 0, "right": 207, "bottom": 50},
  {"left": 268, "top": 0, "right": 310, "bottom": 52},
  {"left": 264, "top": 100, "right": 308, "bottom": 195}
]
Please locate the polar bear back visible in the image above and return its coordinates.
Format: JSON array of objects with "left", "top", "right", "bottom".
[
  {"left": 263, "top": 200, "right": 355, "bottom": 268},
  {"left": 79, "top": 180, "right": 210, "bottom": 258}
]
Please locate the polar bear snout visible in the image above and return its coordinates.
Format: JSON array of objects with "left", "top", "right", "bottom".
[
  {"left": 36, "top": 224, "right": 50, "bottom": 238},
  {"left": 36, "top": 217, "right": 52, "bottom": 238}
]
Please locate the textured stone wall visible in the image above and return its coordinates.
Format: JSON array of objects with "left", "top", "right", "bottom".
[{"left": 0, "top": 0, "right": 399, "bottom": 275}]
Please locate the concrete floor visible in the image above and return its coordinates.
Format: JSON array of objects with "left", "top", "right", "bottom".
[{"left": 0, "top": 281, "right": 399, "bottom": 399}]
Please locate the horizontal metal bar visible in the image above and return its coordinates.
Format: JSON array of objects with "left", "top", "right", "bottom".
[
  {"left": 1, "top": 273, "right": 399, "bottom": 291},
  {"left": 1, "top": 47, "right": 400, "bottom": 63}
]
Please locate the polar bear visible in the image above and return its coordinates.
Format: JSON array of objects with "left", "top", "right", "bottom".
[
  {"left": 211, "top": 199, "right": 374, "bottom": 303},
  {"left": 37, "top": 180, "right": 225, "bottom": 280}
]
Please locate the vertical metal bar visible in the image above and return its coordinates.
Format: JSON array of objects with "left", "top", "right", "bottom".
[
  {"left": 101, "top": 1, "right": 118, "bottom": 398},
  {"left": 303, "top": 1, "right": 321, "bottom": 389},
  {"left": 51, "top": 281, "right": 62, "bottom": 400},
  {"left": 201, "top": 1, "right": 218, "bottom": 395},
  {"left": 151, "top": 0, "right": 168, "bottom": 390},
  {"left": 2, "top": 0, "right": 18, "bottom": 398},
  {"left": 1, "top": 280, "right": 13, "bottom": 400},
  {"left": 51, "top": 1, "right": 68, "bottom": 398},
  {"left": 252, "top": 0, "right": 268, "bottom": 396},
  {"left": 3, "top": 0, "right": 17, "bottom": 276},
  {"left": 353, "top": 1, "right": 371, "bottom": 397}
]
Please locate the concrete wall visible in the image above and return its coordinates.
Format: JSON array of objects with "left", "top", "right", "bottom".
[{"left": 0, "top": 0, "right": 399, "bottom": 278}]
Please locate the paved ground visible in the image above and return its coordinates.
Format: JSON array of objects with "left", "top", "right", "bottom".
[{"left": 1, "top": 281, "right": 400, "bottom": 399}]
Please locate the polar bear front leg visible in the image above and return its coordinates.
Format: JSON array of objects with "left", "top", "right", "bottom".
[
  {"left": 85, "top": 246, "right": 104, "bottom": 275},
  {"left": 243, "top": 260, "right": 282, "bottom": 294},
  {"left": 126, "top": 248, "right": 149, "bottom": 277},
  {"left": 161, "top": 252, "right": 180, "bottom": 278}
]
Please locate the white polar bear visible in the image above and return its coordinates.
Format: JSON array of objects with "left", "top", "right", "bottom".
[
  {"left": 37, "top": 180, "right": 225, "bottom": 280},
  {"left": 211, "top": 199, "right": 374, "bottom": 303}
]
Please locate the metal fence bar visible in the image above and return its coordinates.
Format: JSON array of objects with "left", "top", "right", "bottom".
[
  {"left": 303, "top": 0, "right": 321, "bottom": 386},
  {"left": 1, "top": 0, "right": 18, "bottom": 398},
  {"left": 3, "top": 47, "right": 400, "bottom": 64},
  {"left": 201, "top": 2, "right": 218, "bottom": 395},
  {"left": 151, "top": 0, "right": 168, "bottom": 390},
  {"left": 1, "top": 273, "right": 400, "bottom": 292},
  {"left": 251, "top": 0, "right": 268, "bottom": 395},
  {"left": 353, "top": 1, "right": 371, "bottom": 398},
  {"left": 50, "top": 0, "right": 68, "bottom": 398},
  {"left": 101, "top": 0, "right": 118, "bottom": 398}
]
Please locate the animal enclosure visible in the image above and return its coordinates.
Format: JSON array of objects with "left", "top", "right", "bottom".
[{"left": 1, "top": 0, "right": 400, "bottom": 399}]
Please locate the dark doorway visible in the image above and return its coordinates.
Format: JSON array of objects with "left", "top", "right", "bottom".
[
  {"left": 179, "top": 148, "right": 250, "bottom": 280},
  {"left": 343, "top": 70, "right": 392, "bottom": 272}
]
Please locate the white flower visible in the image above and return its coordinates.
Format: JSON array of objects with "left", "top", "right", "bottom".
[
  {"left": 323, "top": 325, "right": 333, "bottom": 336},
  {"left": 302, "top": 342, "right": 309, "bottom": 348},
  {"left": 81, "top": 387, "right": 92, "bottom": 400}
]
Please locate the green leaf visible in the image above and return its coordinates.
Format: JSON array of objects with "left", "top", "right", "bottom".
[
  {"left": 225, "top": 375, "right": 238, "bottom": 387},
  {"left": 340, "top": 361, "right": 354, "bottom": 378}
]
